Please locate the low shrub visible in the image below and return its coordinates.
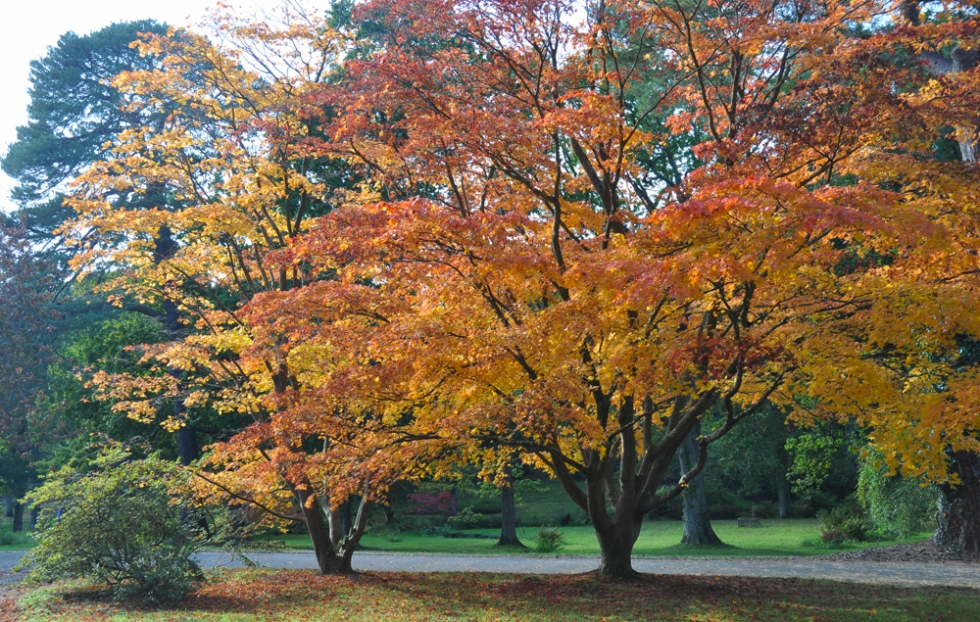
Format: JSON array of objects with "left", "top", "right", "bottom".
[
  {"left": 21, "top": 449, "right": 205, "bottom": 603},
  {"left": 447, "top": 507, "right": 502, "bottom": 529},
  {"left": 387, "top": 515, "right": 447, "bottom": 533},
  {"left": 534, "top": 526, "right": 565, "bottom": 553},
  {"left": 818, "top": 506, "right": 869, "bottom": 544},
  {"left": 750, "top": 501, "right": 780, "bottom": 519}
]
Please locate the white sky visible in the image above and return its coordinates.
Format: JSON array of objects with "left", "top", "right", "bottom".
[{"left": 0, "top": 0, "right": 275, "bottom": 213}]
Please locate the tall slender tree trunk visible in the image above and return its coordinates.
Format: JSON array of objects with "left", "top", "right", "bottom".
[
  {"left": 153, "top": 225, "right": 199, "bottom": 466},
  {"left": 3, "top": 494, "right": 12, "bottom": 518},
  {"left": 777, "top": 469, "right": 792, "bottom": 519},
  {"left": 678, "top": 422, "right": 722, "bottom": 545},
  {"left": 498, "top": 469, "right": 524, "bottom": 547},
  {"left": 776, "top": 442, "right": 792, "bottom": 519},
  {"left": 11, "top": 503, "right": 23, "bottom": 533}
]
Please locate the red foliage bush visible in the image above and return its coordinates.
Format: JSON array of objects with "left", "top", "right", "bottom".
[{"left": 405, "top": 491, "right": 455, "bottom": 516}]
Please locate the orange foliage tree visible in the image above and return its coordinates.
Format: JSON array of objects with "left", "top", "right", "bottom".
[
  {"left": 62, "top": 2, "right": 396, "bottom": 573},
  {"left": 64, "top": 0, "right": 980, "bottom": 577},
  {"left": 237, "top": 0, "right": 980, "bottom": 575}
]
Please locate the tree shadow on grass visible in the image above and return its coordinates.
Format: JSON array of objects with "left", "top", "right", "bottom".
[{"left": 18, "top": 569, "right": 980, "bottom": 621}]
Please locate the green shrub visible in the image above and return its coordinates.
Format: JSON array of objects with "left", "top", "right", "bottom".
[
  {"left": 21, "top": 450, "right": 205, "bottom": 603},
  {"left": 0, "top": 529, "right": 13, "bottom": 546},
  {"left": 533, "top": 526, "right": 565, "bottom": 553},
  {"left": 389, "top": 514, "right": 447, "bottom": 533},
  {"left": 818, "top": 506, "right": 869, "bottom": 544},
  {"left": 447, "top": 507, "right": 502, "bottom": 529},
  {"left": 857, "top": 456, "right": 936, "bottom": 539}
]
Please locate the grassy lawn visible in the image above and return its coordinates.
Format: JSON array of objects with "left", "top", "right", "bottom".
[
  {"left": 0, "top": 517, "right": 34, "bottom": 551},
  {"left": 9, "top": 569, "right": 979, "bottom": 621},
  {"left": 254, "top": 519, "right": 930, "bottom": 557}
]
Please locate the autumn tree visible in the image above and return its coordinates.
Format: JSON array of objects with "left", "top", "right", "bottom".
[
  {"left": 230, "top": 0, "right": 980, "bottom": 578},
  {"left": 820, "top": 0, "right": 980, "bottom": 552},
  {"left": 64, "top": 1, "right": 389, "bottom": 573}
]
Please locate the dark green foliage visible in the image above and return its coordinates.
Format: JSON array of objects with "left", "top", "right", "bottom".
[
  {"left": 2, "top": 21, "right": 168, "bottom": 211},
  {"left": 22, "top": 449, "right": 204, "bottom": 602}
]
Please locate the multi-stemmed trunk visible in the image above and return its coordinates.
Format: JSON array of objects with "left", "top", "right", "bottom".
[
  {"left": 294, "top": 486, "right": 372, "bottom": 574},
  {"left": 268, "top": 365, "right": 373, "bottom": 574},
  {"left": 548, "top": 391, "right": 734, "bottom": 578},
  {"left": 678, "top": 422, "right": 722, "bottom": 546}
]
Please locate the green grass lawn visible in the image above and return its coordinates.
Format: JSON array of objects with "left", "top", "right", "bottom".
[
  {"left": 0, "top": 517, "right": 35, "bottom": 551},
  {"left": 253, "top": 519, "right": 930, "bottom": 557},
  {"left": 9, "top": 569, "right": 980, "bottom": 621}
]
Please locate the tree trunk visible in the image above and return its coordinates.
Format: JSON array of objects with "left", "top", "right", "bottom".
[
  {"left": 29, "top": 505, "right": 39, "bottom": 528},
  {"left": 935, "top": 450, "right": 980, "bottom": 553},
  {"left": 777, "top": 468, "right": 792, "bottom": 519},
  {"left": 12, "top": 503, "right": 24, "bottom": 533},
  {"left": 176, "top": 420, "right": 199, "bottom": 466},
  {"left": 154, "top": 225, "right": 199, "bottom": 466},
  {"left": 678, "top": 422, "right": 722, "bottom": 545},
  {"left": 297, "top": 486, "right": 373, "bottom": 574},
  {"left": 595, "top": 519, "right": 640, "bottom": 578},
  {"left": 776, "top": 441, "right": 792, "bottom": 519},
  {"left": 3, "top": 494, "right": 12, "bottom": 518},
  {"left": 498, "top": 473, "right": 524, "bottom": 547}
]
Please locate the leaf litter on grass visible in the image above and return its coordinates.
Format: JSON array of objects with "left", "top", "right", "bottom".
[{"left": 9, "top": 570, "right": 980, "bottom": 621}]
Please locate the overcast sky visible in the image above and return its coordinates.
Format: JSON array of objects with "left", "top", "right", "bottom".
[{"left": 0, "top": 0, "right": 274, "bottom": 213}]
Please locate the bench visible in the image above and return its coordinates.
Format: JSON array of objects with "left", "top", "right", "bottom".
[{"left": 737, "top": 516, "right": 761, "bottom": 527}]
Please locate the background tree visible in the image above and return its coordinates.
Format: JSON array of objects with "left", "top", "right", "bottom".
[
  {"left": 65, "top": 1, "right": 382, "bottom": 574},
  {"left": 0, "top": 225, "right": 60, "bottom": 530},
  {"left": 1, "top": 20, "right": 169, "bottom": 256}
]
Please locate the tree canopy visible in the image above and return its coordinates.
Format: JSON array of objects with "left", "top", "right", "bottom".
[{"left": 4, "top": 0, "right": 980, "bottom": 577}]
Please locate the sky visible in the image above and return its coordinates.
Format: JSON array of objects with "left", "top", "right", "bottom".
[{"left": 0, "top": 0, "right": 273, "bottom": 213}]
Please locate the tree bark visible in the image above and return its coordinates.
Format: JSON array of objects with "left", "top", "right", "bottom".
[
  {"left": 153, "top": 225, "right": 199, "bottom": 466},
  {"left": 3, "top": 494, "right": 12, "bottom": 518},
  {"left": 11, "top": 503, "right": 23, "bottom": 533},
  {"left": 776, "top": 441, "right": 792, "bottom": 519},
  {"left": 297, "top": 486, "right": 373, "bottom": 574},
  {"left": 678, "top": 422, "right": 722, "bottom": 545},
  {"left": 935, "top": 450, "right": 980, "bottom": 553},
  {"left": 777, "top": 468, "right": 792, "bottom": 519},
  {"left": 595, "top": 518, "right": 641, "bottom": 577},
  {"left": 497, "top": 472, "right": 524, "bottom": 547}
]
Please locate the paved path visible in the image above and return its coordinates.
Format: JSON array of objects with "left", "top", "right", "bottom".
[{"left": 2, "top": 550, "right": 978, "bottom": 589}]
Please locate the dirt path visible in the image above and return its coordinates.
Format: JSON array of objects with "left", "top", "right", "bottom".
[{"left": 3, "top": 549, "right": 977, "bottom": 590}]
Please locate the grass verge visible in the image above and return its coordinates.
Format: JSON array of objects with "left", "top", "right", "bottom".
[
  {"left": 255, "top": 519, "right": 931, "bottom": 557},
  {"left": 9, "top": 569, "right": 980, "bottom": 621}
]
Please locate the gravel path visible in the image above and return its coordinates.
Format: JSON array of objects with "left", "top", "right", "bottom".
[{"left": 2, "top": 549, "right": 978, "bottom": 589}]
